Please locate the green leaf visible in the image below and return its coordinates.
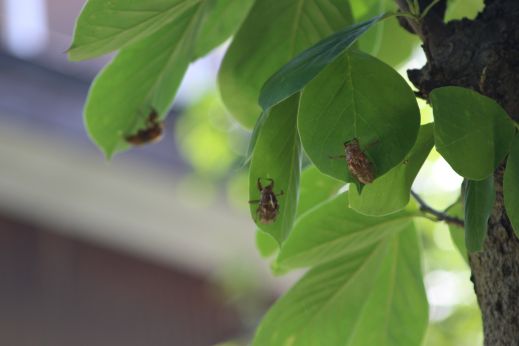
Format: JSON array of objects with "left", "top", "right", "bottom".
[
  {"left": 259, "top": 14, "right": 384, "bottom": 112},
  {"left": 431, "top": 86, "right": 515, "bottom": 180},
  {"left": 219, "top": 0, "right": 354, "bottom": 128},
  {"left": 192, "top": 0, "right": 254, "bottom": 59},
  {"left": 464, "top": 177, "right": 495, "bottom": 252},
  {"left": 278, "top": 193, "right": 416, "bottom": 269},
  {"left": 68, "top": 0, "right": 201, "bottom": 61},
  {"left": 254, "top": 225, "right": 428, "bottom": 346},
  {"left": 249, "top": 94, "right": 302, "bottom": 244},
  {"left": 349, "top": 123, "right": 434, "bottom": 216},
  {"left": 298, "top": 50, "right": 420, "bottom": 184},
  {"left": 84, "top": 5, "right": 203, "bottom": 157},
  {"left": 503, "top": 135, "right": 519, "bottom": 238},
  {"left": 256, "top": 231, "right": 279, "bottom": 258},
  {"left": 352, "top": 0, "right": 418, "bottom": 67},
  {"left": 297, "top": 165, "right": 344, "bottom": 217},
  {"left": 447, "top": 201, "right": 467, "bottom": 263}
]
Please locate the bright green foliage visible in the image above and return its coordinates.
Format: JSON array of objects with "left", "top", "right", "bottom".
[
  {"left": 278, "top": 193, "right": 416, "bottom": 269},
  {"left": 69, "top": 0, "right": 250, "bottom": 61},
  {"left": 70, "top": 1, "right": 511, "bottom": 344},
  {"left": 68, "top": 0, "right": 201, "bottom": 60},
  {"left": 464, "top": 177, "right": 495, "bottom": 252},
  {"left": 504, "top": 135, "right": 519, "bottom": 237},
  {"left": 349, "top": 123, "right": 434, "bottom": 216},
  {"left": 259, "top": 14, "right": 383, "bottom": 111},
  {"left": 77, "top": 0, "right": 252, "bottom": 157},
  {"left": 192, "top": 0, "right": 254, "bottom": 59},
  {"left": 296, "top": 166, "right": 344, "bottom": 217},
  {"left": 431, "top": 86, "right": 515, "bottom": 181},
  {"left": 254, "top": 225, "right": 428, "bottom": 346},
  {"left": 84, "top": 10, "right": 198, "bottom": 157},
  {"left": 298, "top": 50, "right": 420, "bottom": 184},
  {"left": 249, "top": 95, "right": 302, "bottom": 244},
  {"left": 219, "top": 0, "right": 354, "bottom": 129},
  {"left": 256, "top": 231, "right": 279, "bottom": 258}
]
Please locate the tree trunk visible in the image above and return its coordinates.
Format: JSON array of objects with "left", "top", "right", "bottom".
[{"left": 397, "top": 0, "right": 519, "bottom": 344}]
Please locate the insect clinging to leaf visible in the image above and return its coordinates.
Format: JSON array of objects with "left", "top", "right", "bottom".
[
  {"left": 330, "top": 138, "right": 375, "bottom": 184},
  {"left": 249, "top": 178, "right": 284, "bottom": 224},
  {"left": 125, "top": 109, "right": 164, "bottom": 145}
]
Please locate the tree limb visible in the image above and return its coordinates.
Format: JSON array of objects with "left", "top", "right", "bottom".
[{"left": 411, "top": 190, "right": 464, "bottom": 227}]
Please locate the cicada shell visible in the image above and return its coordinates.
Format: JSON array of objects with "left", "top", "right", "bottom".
[
  {"left": 125, "top": 109, "right": 164, "bottom": 145},
  {"left": 249, "top": 178, "right": 284, "bottom": 224},
  {"left": 344, "top": 139, "right": 375, "bottom": 184}
]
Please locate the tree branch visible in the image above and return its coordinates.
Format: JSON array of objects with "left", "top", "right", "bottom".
[{"left": 411, "top": 190, "right": 464, "bottom": 227}]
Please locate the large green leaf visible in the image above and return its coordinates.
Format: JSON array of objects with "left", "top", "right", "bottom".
[
  {"left": 259, "top": 14, "right": 384, "bottom": 112},
  {"left": 84, "top": 5, "right": 203, "bottom": 157},
  {"left": 254, "top": 225, "right": 428, "bottom": 346},
  {"left": 296, "top": 165, "right": 344, "bottom": 217},
  {"left": 349, "top": 123, "right": 434, "bottom": 216},
  {"left": 68, "top": 0, "right": 201, "bottom": 61},
  {"left": 219, "top": 0, "right": 354, "bottom": 128},
  {"left": 278, "top": 193, "right": 416, "bottom": 269},
  {"left": 249, "top": 95, "right": 302, "bottom": 244},
  {"left": 503, "top": 135, "right": 519, "bottom": 238},
  {"left": 464, "top": 177, "right": 495, "bottom": 252},
  {"left": 192, "top": 0, "right": 254, "bottom": 59},
  {"left": 430, "top": 86, "right": 515, "bottom": 180},
  {"left": 298, "top": 50, "right": 420, "bottom": 184}
]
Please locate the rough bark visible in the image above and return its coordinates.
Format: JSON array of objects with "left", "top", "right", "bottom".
[{"left": 397, "top": 0, "right": 519, "bottom": 344}]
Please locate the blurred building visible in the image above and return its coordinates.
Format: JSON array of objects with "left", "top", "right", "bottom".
[{"left": 0, "top": 1, "right": 279, "bottom": 345}]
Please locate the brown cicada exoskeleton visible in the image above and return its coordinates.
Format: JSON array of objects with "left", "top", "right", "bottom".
[
  {"left": 249, "top": 178, "right": 284, "bottom": 224},
  {"left": 125, "top": 109, "right": 164, "bottom": 145},
  {"left": 330, "top": 138, "right": 375, "bottom": 184}
]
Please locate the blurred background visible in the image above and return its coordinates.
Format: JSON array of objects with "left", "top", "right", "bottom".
[{"left": 0, "top": 0, "right": 483, "bottom": 345}]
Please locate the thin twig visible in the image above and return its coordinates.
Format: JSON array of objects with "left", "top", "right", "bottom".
[{"left": 411, "top": 190, "right": 464, "bottom": 227}]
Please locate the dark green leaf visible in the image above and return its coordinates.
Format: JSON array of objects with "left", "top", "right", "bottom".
[
  {"left": 298, "top": 50, "right": 420, "bottom": 184},
  {"left": 503, "top": 135, "right": 519, "bottom": 238},
  {"left": 84, "top": 6, "right": 202, "bottom": 157},
  {"left": 219, "top": 0, "right": 354, "bottom": 128},
  {"left": 68, "top": 0, "right": 201, "bottom": 61},
  {"left": 349, "top": 123, "right": 434, "bottom": 216},
  {"left": 259, "top": 14, "right": 384, "bottom": 111},
  {"left": 254, "top": 225, "right": 428, "bottom": 346},
  {"left": 430, "top": 86, "right": 515, "bottom": 180},
  {"left": 464, "top": 177, "right": 495, "bottom": 252},
  {"left": 352, "top": 0, "right": 418, "bottom": 67},
  {"left": 249, "top": 94, "right": 302, "bottom": 244},
  {"left": 278, "top": 193, "right": 416, "bottom": 269}
]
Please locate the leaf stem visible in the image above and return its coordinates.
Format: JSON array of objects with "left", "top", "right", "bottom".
[
  {"left": 411, "top": 190, "right": 464, "bottom": 227},
  {"left": 420, "top": 0, "right": 441, "bottom": 19}
]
